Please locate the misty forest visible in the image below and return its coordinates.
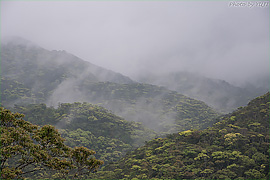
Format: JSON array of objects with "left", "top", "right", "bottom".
[{"left": 1, "top": 1, "right": 269, "bottom": 180}]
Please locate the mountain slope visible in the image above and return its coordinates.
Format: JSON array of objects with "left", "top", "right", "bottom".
[
  {"left": 1, "top": 37, "right": 134, "bottom": 106},
  {"left": 95, "top": 92, "right": 269, "bottom": 179},
  {"left": 2, "top": 37, "right": 134, "bottom": 86},
  {"left": 47, "top": 80, "right": 219, "bottom": 133},
  {"left": 12, "top": 102, "right": 156, "bottom": 165},
  {"left": 1, "top": 37, "right": 220, "bottom": 134},
  {"left": 137, "top": 71, "right": 269, "bottom": 113}
]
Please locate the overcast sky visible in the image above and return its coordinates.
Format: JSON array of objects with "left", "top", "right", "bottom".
[{"left": 1, "top": 1, "right": 269, "bottom": 85}]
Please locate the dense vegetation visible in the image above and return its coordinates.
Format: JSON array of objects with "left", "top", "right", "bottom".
[
  {"left": 11, "top": 102, "right": 157, "bottom": 165},
  {"left": 93, "top": 92, "right": 269, "bottom": 179},
  {"left": 1, "top": 77, "right": 38, "bottom": 105},
  {"left": 2, "top": 38, "right": 268, "bottom": 179},
  {"left": 73, "top": 81, "right": 219, "bottom": 133},
  {"left": 1, "top": 39, "right": 220, "bottom": 135},
  {"left": 0, "top": 107, "right": 103, "bottom": 179},
  {"left": 2, "top": 92, "right": 269, "bottom": 179}
]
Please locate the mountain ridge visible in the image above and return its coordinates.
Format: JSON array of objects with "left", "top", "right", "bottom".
[
  {"left": 1, "top": 36, "right": 134, "bottom": 85},
  {"left": 136, "top": 71, "right": 268, "bottom": 113},
  {"left": 1, "top": 37, "right": 220, "bottom": 135}
]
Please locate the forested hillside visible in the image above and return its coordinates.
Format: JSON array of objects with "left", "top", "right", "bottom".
[
  {"left": 1, "top": 38, "right": 220, "bottom": 134},
  {"left": 2, "top": 38, "right": 268, "bottom": 180},
  {"left": 1, "top": 37, "right": 133, "bottom": 106},
  {"left": 137, "top": 71, "right": 269, "bottom": 113},
  {"left": 12, "top": 102, "right": 156, "bottom": 164},
  {"left": 94, "top": 92, "right": 269, "bottom": 179}
]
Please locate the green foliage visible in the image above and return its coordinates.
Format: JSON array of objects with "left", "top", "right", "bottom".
[
  {"left": 0, "top": 107, "right": 103, "bottom": 179},
  {"left": 2, "top": 39, "right": 268, "bottom": 180},
  {"left": 12, "top": 102, "right": 157, "bottom": 165},
  {"left": 67, "top": 81, "right": 220, "bottom": 134},
  {"left": 95, "top": 93, "right": 269, "bottom": 179},
  {"left": 61, "top": 128, "right": 132, "bottom": 164},
  {"left": 1, "top": 77, "right": 42, "bottom": 106},
  {"left": 1, "top": 42, "right": 220, "bottom": 135}
]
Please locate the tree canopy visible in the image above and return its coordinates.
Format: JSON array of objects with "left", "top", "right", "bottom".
[
  {"left": 0, "top": 107, "right": 103, "bottom": 179},
  {"left": 94, "top": 92, "right": 269, "bottom": 179}
]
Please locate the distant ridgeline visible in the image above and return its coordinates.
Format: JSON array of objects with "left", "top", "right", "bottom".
[
  {"left": 137, "top": 71, "right": 269, "bottom": 113},
  {"left": 93, "top": 92, "right": 269, "bottom": 180},
  {"left": 1, "top": 38, "right": 219, "bottom": 135}
]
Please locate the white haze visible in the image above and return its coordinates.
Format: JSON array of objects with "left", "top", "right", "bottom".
[{"left": 1, "top": 1, "right": 269, "bottom": 86}]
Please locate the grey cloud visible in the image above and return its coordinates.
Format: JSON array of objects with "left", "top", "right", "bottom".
[{"left": 1, "top": 1, "right": 269, "bottom": 86}]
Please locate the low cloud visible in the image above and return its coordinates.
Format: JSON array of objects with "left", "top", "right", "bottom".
[{"left": 1, "top": 1, "right": 269, "bottom": 86}]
